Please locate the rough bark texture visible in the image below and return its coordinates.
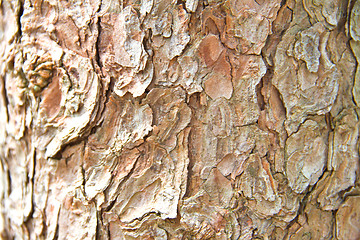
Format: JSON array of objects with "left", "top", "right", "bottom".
[{"left": 0, "top": 0, "right": 359, "bottom": 239}]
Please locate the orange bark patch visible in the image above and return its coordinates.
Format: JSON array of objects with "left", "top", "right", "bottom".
[
  {"left": 204, "top": 72, "right": 233, "bottom": 100},
  {"left": 213, "top": 52, "right": 231, "bottom": 77},
  {"left": 40, "top": 72, "right": 62, "bottom": 119},
  {"left": 198, "top": 34, "right": 224, "bottom": 67}
]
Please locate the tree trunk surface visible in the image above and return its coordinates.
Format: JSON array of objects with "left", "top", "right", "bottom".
[{"left": 0, "top": 0, "right": 359, "bottom": 239}]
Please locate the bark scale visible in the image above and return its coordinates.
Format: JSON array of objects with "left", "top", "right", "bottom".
[{"left": 0, "top": 0, "right": 359, "bottom": 239}]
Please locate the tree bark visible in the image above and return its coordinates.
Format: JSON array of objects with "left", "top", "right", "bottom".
[{"left": 0, "top": 0, "right": 359, "bottom": 239}]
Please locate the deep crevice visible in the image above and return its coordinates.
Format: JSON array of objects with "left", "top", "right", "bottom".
[
  {"left": 182, "top": 92, "right": 202, "bottom": 199},
  {"left": 95, "top": 1, "right": 103, "bottom": 72},
  {"left": 255, "top": 71, "right": 266, "bottom": 111},
  {"left": 1, "top": 76, "right": 10, "bottom": 122},
  {"left": 284, "top": 167, "right": 330, "bottom": 238},
  {"left": 54, "top": 221, "right": 59, "bottom": 240},
  {"left": 16, "top": 0, "right": 24, "bottom": 40},
  {"left": 102, "top": 148, "right": 141, "bottom": 213},
  {"left": 95, "top": 210, "right": 102, "bottom": 240},
  {"left": 24, "top": 143, "right": 36, "bottom": 226},
  {"left": 280, "top": 0, "right": 287, "bottom": 7},
  {"left": 103, "top": 195, "right": 118, "bottom": 213},
  {"left": 346, "top": 0, "right": 357, "bottom": 36},
  {"left": 6, "top": 168, "right": 12, "bottom": 195},
  {"left": 89, "top": 76, "right": 115, "bottom": 137}
]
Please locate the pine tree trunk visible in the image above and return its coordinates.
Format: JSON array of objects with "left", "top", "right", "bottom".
[{"left": 0, "top": 0, "right": 359, "bottom": 239}]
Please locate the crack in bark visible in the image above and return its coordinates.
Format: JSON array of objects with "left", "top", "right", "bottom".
[
  {"left": 101, "top": 150, "right": 141, "bottom": 213},
  {"left": 1, "top": 76, "right": 9, "bottom": 122},
  {"left": 284, "top": 166, "right": 331, "bottom": 239},
  {"left": 16, "top": 0, "right": 23, "bottom": 41},
  {"left": 95, "top": 0, "right": 103, "bottom": 72}
]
